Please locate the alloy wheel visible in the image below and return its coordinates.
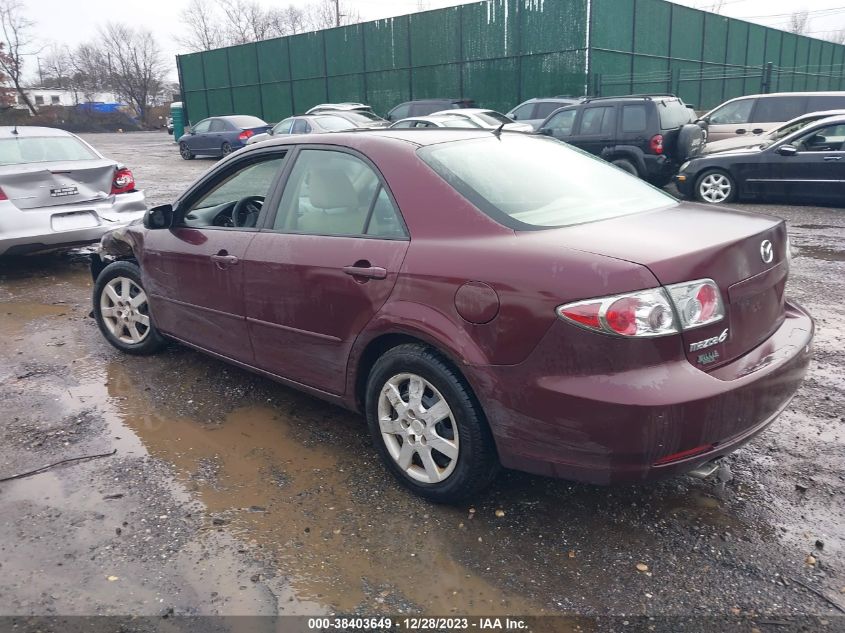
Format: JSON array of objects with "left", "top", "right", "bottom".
[
  {"left": 699, "top": 172, "right": 732, "bottom": 203},
  {"left": 179, "top": 143, "right": 192, "bottom": 159},
  {"left": 100, "top": 277, "right": 151, "bottom": 345},
  {"left": 377, "top": 373, "right": 459, "bottom": 484}
]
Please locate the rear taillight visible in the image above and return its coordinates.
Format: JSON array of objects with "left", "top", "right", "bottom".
[
  {"left": 556, "top": 279, "right": 724, "bottom": 338},
  {"left": 111, "top": 168, "right": 135, "bottom": 195},
  {"left": 238, "top": 130, "right": 254, "bottom": 141},
  {"left": 0, "top": 187, "right": 6, "bottom": 201},
  {"left": 649, "top": 134, "right": 664, "bottom": 155}
]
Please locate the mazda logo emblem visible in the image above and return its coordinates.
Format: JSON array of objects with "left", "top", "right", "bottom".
[{"left": 760, "top": 240, "right": 774, "bottom": 264}]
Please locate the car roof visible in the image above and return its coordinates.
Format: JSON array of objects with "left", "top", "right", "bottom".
[
  {"left": 0, "top": 126, "right": 75, "bottom": 138},
  {"left": 782, "top": 109, "right": 845, "bottom": 123},
  {"left": 248, "top": 127, "right": 505, "bottom": 150},
  {"left": 307, "top": 103, "right": 371, "bottom": 111},
  {"left": 517, "top": 97, "right": 580, "bottom": 104}
]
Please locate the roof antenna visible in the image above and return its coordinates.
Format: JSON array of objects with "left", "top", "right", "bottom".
[
  {"left": 11, "top": 123, "right": 18, "bottom": 135},
  {"left": 493, "top": 121, "right": 505, "bottom": 137}
]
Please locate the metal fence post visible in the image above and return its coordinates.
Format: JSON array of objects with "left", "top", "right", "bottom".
[
  {"left": 592, "top": 73, "right": 602, "bottom": 97},
  {"left": 761, "top": 61, "right": 773, "bottom": 93}
]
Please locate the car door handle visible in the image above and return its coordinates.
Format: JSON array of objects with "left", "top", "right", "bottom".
[
  {"left": 343, "top": 265, "right": 387, "bottom": 280},
  {"left": 823, "top": 156, "right": 842, "bottom": 161},
  {"left": 211, "top": 252, "right": 239, "bottom": 266},
  {"left": 735, "top": 129, "right": 747, "bottom": 135},
  {"left": 751, "top": 128, "right": 764, "bottom": 134}
]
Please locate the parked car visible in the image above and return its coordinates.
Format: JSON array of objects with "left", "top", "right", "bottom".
[
  {"left": 0, "top": 126, "right": 145, "bottom": 257},
  {"left": 703, "top": 109, "right": 845, "bottom": 154},
  {"left": 429, "top": 108, "right": 534, "bottom": 133},
  {"left": 178, "top": 115, "right": 272, "bottom": 160},
  {"left": 91, "top": 129, "right": 812, "bottom": 502},
  {"left": 386, "top": 98, "right": 475, "bottom": 122},
  {"left": 506, "top": 97, "right": 582, "bottom": 130},
  {"left": 306, "top": 103, "right": 374, "bottom": 115},
  {"left": 697, "top": 91, "right": 845, "bottom": 142},
  {"left": 675, "top": 114, "right": 845, "bottom": 205},
  {"left": 247, "top": 115, "right": 357, "bottom": 144},
  {"left": 537, "top": 94, "right": 703, "bottom": 185},
  {"left": 304, "top": 103, "right": 389, "bottom": 128},
  {"left": 166, "top": 116, "right": 173, "bottom": 135},
  {"left": 389, "top": 114, "right": 483, "bottom": 128}
]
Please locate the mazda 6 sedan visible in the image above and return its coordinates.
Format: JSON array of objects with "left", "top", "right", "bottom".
[{"left": 90, "top": 129, "right": 814, "bottom": 502}]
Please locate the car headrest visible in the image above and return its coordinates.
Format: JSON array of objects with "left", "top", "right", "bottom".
[{"left": 309, "top": 167, "right": 356, "bottom": 209}]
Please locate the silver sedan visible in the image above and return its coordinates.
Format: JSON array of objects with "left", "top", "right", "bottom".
[{"left": 0, "top": 126, "right": 146, "bottom": 256}]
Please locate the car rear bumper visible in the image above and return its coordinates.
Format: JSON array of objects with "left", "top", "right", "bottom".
[
  {"left": 0, "top": 191, "right": 146, "bottom": 256},
  {"left": 477, "top": 300, "right": 813, "bottom": 484}
]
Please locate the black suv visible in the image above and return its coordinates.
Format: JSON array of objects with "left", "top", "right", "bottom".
[
  {"left": 386, "top": 98, "right": 475, "bottom": 122},
  {"left": 537, "top": 95, "right": 703, "bottom": 185}
]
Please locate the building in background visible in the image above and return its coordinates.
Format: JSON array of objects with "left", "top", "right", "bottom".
[{"left": 13, "top": 87, "right": 123, "bottom": 110}]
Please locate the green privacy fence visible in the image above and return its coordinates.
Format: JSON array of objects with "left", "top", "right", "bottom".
[
  {"left": 590, "top": 0, "right": 845, "bottom": 110},
  {"left": 177, "top": 0, "right": 845, "bottom": 123}
]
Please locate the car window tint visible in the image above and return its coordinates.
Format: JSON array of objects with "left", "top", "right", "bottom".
[
  {"left": 411, "top": 103, "right": 442, "bottom": 117},
  {"left": 291, "top": 119, "right": 309, "bottom": 134},
  {"left": 795, "top": 124, "right": 845, "bottom": 152},
  {"left": 534, "top": 101, "right": 563, "bottom": 119},
  {"left": 389, "top": 104, "right": 411, "bottom": 121},
  {"left": 510, "top": 103, "right": 535, "bottom": 120},
  {"left": 752, "top": 96, "right": 807, "bottom": 123},
  {"left": 600, "top": 107, "right": 616, "bottom": 135},
  {"left": 192, "top": 120, "right": 211, "bottom": 134},
  {"left": 579, "top": 107, "right": 612, "bottom": 135},
  {"left": 273, "top": 150, "right": 390, "bottom": 237},
  {"left": 273, "top": 118, "right": 293, "bottom": 134},
  {"left": 545, "top": 109, "right": 577, "bottom": 136},
  {"left": 418, "top": 135, "right": 676, "bottom": 229},
  {"left": 657, "top": 100, "right": 692, "bottom": 129},
  {"left": 807, "top": 95, "right": 845, "bottom": 110},
  {"left": 209, "top": 119, "right": 226, "bottom": 132},
  {"left": 621, "top": 105, "right": 648, "bottom": 132},
  {"left": 182, "top": 156, "right": 287, "bottom": 229},
  {"left": 366, "top": 187, "right": 405, "bottom": 237},
  {"left": 0, "top": 136, "right": 98, "bottom": 165},
  {"left": 709, "top": 99, "right": 754, "bottom": 125}
]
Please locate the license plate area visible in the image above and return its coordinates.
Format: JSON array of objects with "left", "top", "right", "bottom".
[{"left": 51, "top": 211, "right": 100, "bottom": 232}]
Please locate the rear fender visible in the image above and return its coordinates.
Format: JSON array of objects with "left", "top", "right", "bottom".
[{"left": 601, "top": 146, "right": 647, "bottom": 175}]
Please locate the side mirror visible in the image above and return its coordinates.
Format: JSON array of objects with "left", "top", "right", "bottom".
[
  {"left": 776, "top": 144, "right": 798, "bottom": 157},
  {"left": 144, "top": 204, "right": 174, "bottom": 230},
  {"left": 538, "top": 128, "right": 553, "bottom": 136}
]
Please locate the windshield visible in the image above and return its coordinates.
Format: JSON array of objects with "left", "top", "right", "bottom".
[
  {"left": 0, "top": 136, "right": 98, "bottom": 165},
  {"left": 228, "top": 116, "right": 267, "bottom": 129},
  {"left": 314, "top": 115, "right": 356, "bottom": 131},
  {"left": 418, "top": 135, "right": 677, "bottom": 229}
]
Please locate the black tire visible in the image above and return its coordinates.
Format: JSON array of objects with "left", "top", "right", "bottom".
[
  {"left": 179, "top": 142, "right": 194, "bottom": 160},
  {"left": 611, "top": 158, "right": 640, "bottom": 177},
  {"left": 694, "top": 168, "right": 737, "bottom": 204},
  {"left": 221, "top": 141, "right": 233, "bottom": 156},
  {"left": 365, "top": 344, "right": 499, "bottom": 503},
  {"left": 92, "top": 261, "right": 166, "bottom": 356},
  {"left": 677, "top": 123, "right": 705, "bottom": 160}
]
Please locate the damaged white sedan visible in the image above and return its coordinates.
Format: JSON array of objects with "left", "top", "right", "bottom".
[{"left": 0, "top": 126, "right": 146, "bottom": 256}]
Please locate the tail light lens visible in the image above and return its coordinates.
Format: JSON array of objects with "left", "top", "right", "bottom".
[
  {"left": 0, "top": 186, "right": 7, "bottom": 201},
  {"left": 649, "top": 134, "right": 664, "bottom": 155},
  {"left": 111, "top": 168, "right": 135, "bottom": 195},
  {"left": 665, "top": 279, "right": 725, "bottom": 330},
  {"left": 556, "top": 279, "right": 724, "bottom": 338},
  {"left": 238, "top": 129, "right": 254, "bottom": 141}
]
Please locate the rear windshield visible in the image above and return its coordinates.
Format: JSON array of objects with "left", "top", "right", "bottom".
[
  {"left": 474, "top": 111, "right": 513, "bottom": 125},
  {"left": 227, "top": 116, "right": 267, "bottom": 129},
  {"left": 657, "top": 99, "right": 693, "bottom": 129},
  {"left": 418, "top": 135, "right": 676, "bottom": 229},
  {"left": 314, "top": 115, "right": 356, "bottom": 130},
  {"left": 0, "top": 136, "right": 98, "bottom": 165}
]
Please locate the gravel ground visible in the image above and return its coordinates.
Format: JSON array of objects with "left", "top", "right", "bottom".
[{"left": 0, "top": 132, "right": 842, "bottom": 626}]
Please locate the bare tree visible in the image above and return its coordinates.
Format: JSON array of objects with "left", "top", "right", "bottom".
[
  {"left": 310, "top": 0, "right": 360, "bottom": 30},
  {"left": 69, "top": 44, "right": 111, "bottom": 103},
  {"left": 98, "top": 23, "right": 167, "bottom": 122},
  {"left": 216, "top": 0, "right": 275, "bottom": 45},
  {"left": 40, "top": 45, "right": 72, "bottom": 89},
  {"left": 788, "top": 10, "right": 809, "bottom": 35},
  {"left": 0, "top": 0, "right": 37, "bottom": 114},
  {"left": 175, "top": 0, "right": 225, "bottom": 52},
  {"left": 266, "top": 6, "right": 311, "bottom": 37}
]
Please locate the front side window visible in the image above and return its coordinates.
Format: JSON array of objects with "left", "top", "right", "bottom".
[
  {"left": 273, "top": 118, "right": 293, "bottom": 135},
  {"left": 545, "top": 109, "right": 577, "bottom": 136},
  {"left": 388, "top": 104, "right": 411, "bottom": 121},
  {"left": 709, "top": 99, "right": 754, "bottom": 125},
  {"left": 209, "top": 119, "right": 227, "bottom": 132},
  {"left": 793, "top": 124, "right": 845, "bottom": 152},
  {"left": 510, "top": 103, "right": 534, "bottom": 120},
  {"left": 418, "top": 135, "right": 676, "bottom": 229},
  {"left": 182, "top": 155, "right": 287, "bottom": 229},
  {"left": 192, "top": 120, "right": 211, "bottom": 134},
  {"left": 0, "top": 136, "right": 98, "bottom": 165},
  {"left": 273, "top": 149, "right": 405, "bottom": 238},
  {"left": 579, "top": 107, "right": 613, "bottom": 135}
]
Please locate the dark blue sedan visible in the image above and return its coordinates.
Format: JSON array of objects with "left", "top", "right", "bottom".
[{"left": 177, "top": 115, "right": 271, "bottom": 160}]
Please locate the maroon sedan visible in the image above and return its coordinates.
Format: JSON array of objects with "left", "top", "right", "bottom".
[{"left": 91, "top": 129, "right": 813, "bottom": 502}]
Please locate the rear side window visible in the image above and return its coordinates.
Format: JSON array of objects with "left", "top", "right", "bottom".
[
  {"left": 807, "top": 95, "right": 845, "bottom": 110},
  {"left": 657, "top": 100, "right": 692, "bottom": 129},
  {"left": 291, "top": 119, "right": 309, "bottom": 134},
  {"left": 621, "top": 105, "right": 648, "bottom": 132},
  {"left": 709, "top": 98, "right": 754, "bottom": 125},
  {"left": 752, "top": 96, "right": 808, "bottom": 123},
  {"left": 410, "top": 103, "right": 443, "bottom": 117},
  {"left": 209, "top": 119, "right": 227, "bottom": 132}
]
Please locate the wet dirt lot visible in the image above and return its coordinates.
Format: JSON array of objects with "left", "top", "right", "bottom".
[{"left": 0, "top": 132, "right": 843, "bottom": 625}]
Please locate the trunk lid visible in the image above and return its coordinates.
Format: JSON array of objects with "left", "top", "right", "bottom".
[
  {"left": 539, "top": 203, "right": 788, "bottom": 369},
  {"left": 0, "top": 159, "right": 117, "bottom": 210}
]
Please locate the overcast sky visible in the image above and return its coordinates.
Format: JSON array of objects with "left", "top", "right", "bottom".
[{"left": 22, "top": 0, "right": 845, "bottom": 83}]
